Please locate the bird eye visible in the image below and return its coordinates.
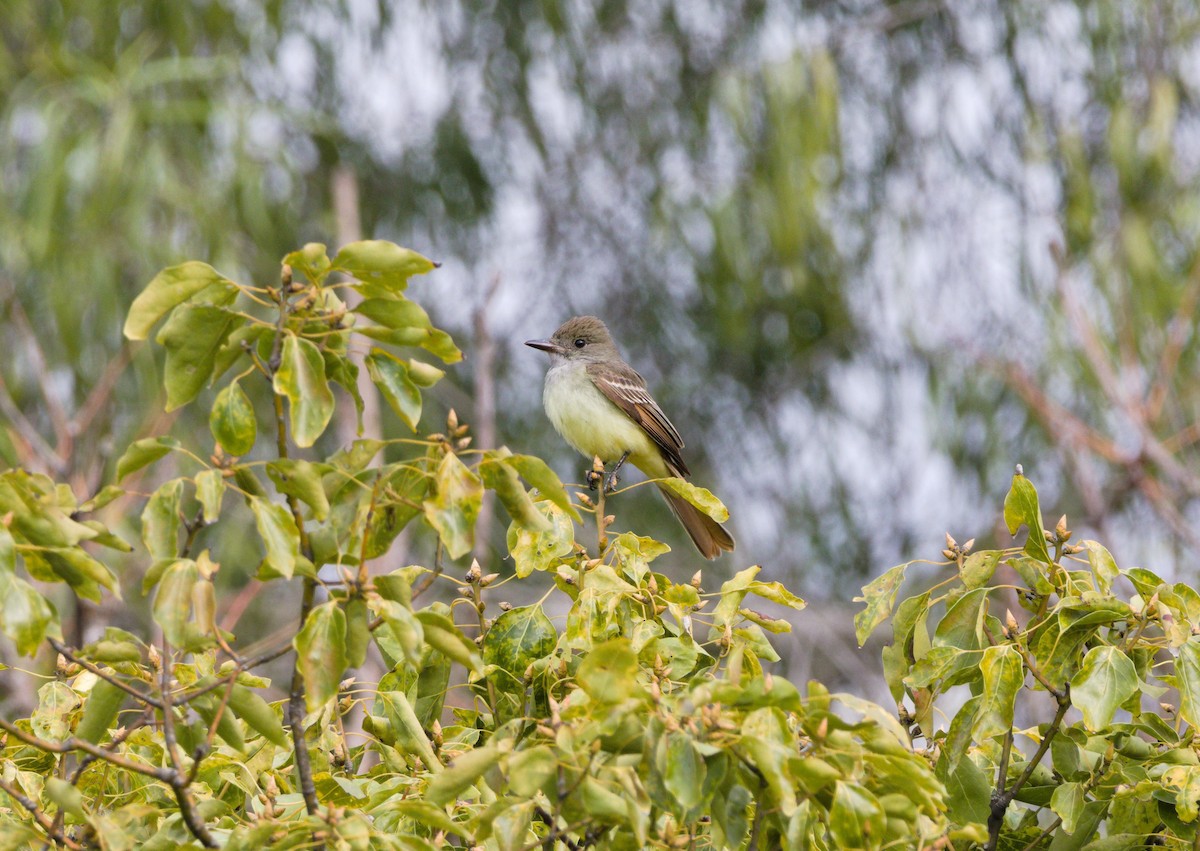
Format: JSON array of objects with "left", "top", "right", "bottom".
[{"left": 574, "top": 338, "right": 586, "bottom": 348}]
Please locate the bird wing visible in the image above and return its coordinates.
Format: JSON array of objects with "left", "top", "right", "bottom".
[{"left": 586, "top": 361, "right": 690, "bottom": 476}]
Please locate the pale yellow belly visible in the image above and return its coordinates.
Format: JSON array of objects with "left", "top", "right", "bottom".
[{"left": 543, "top": 364, "right": 667, "bottom": 477}]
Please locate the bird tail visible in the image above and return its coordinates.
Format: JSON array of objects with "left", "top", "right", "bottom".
[{"left": 657, "top": 483, "right": 735, "bottom": 560}]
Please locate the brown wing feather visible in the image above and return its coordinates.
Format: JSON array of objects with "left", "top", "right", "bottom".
[{"left": 587, "top": 362, "right": 690, "bottom": 476}]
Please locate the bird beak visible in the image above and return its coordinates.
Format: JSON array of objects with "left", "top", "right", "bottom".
[{"left": 525, "top": 339, "right": 566, "bottom": 355}]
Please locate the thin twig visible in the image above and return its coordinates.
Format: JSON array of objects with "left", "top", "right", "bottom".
[{"left": 48, "top": 638, "right": 162, "bottom": 709}]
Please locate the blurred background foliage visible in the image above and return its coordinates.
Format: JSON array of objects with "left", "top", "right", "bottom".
[{"left": 3, "top": 0, "right": 1200, "bottom": 676}]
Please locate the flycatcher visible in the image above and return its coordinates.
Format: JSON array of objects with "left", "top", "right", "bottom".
[{"left": 526, "top": 316, "right": 734, "bottom": 559}]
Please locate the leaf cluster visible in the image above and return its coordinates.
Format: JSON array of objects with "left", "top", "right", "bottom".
[{"left": 0, "top": 242, "right": 943, "bottom": 850}]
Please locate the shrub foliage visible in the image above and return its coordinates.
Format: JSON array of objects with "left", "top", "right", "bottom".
[{"left": 0, "top": 242, "right": 1191, "bottom": 849}]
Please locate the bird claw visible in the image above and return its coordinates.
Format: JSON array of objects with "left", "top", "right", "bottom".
[
  {"left": 585, "top": 469, "right": 604, "bottom": 491},
  {"left": 604, "top": 471, "right": 619, "bottom": 493}
]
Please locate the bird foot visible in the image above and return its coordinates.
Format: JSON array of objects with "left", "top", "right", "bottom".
[
  {"left": 604, "top": 471, "right": 620, "bottom": 493},
  {"left": 585, "top": 469, "right": 604, "bottom": 491}
]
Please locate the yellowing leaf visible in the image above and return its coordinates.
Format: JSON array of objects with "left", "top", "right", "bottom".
[
  {"left": 657, "top": 477, "right": 729, "bottom": 522},
  {"left": 422, "top": 452, "right": 482, "bottom": 559}
]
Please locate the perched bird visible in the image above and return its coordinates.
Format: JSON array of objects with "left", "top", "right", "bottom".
[{"left": 526, "top": 315, "right": 734, "bottom": 558}]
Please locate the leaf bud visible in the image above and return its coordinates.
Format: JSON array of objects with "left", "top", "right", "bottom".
[
  {"left": 1005, "top": 609, "right": 1019, "bottom": 637},
  {"left": 1161, "top": 703, "right": 1176, "bottom": 715},
  {"left": 575, "top": 492, "right": 594, "bottom": 508},
  {"left": 480, "top": 573, "right": 499, "bottom": 587},
  {"left": 465, "top": 561, "right": 482, "bottom": 583},
  {"left": 499, "top": 601, "right": 513, "bottom": 611},
  {"left": 456, "top": 437, "right": 472, "bottom": 450},
  {"left": 1043, "top": 529, "right": 1055, "bottom": 542},
  {"left": 962, "top": 538, "right": 975, "bottom": 553},
  {"left": 945, "top": 532, "right": 957, "bottom": 549},
  {"left": 446, "top": 409, "right": 459, "bottom": 432},
  {"left": 457, "top": 586, "right": 472, "bottom": 597},
  {"left": 690, "top": 570, "right": 702, "bottom": 588},
  {"left": 941, "top": 548, "right": 957, "bottom": 561},
  {"left": 1055, "top": 515, "right": 1071, "bottom": 540},
  {"left": 431, "top": 720, "right": 443, "bottom": 746}
]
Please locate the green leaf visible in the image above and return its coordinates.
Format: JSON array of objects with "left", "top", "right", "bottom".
[
  {"left": 933, "top": 587, "right": 990, "bottom": 651},
  {"left": 283, "top": 243, "right": 332, "bottom": 285},
  {"left": 1070, "top": 646, "right": 1139, "bottom": 731},
  {"left": 1003, "top": 473, "right": 1051, "bottom": 563},
  {"left": 657, "top": 477, "right": 729, "bottom": 522},
  {"left": 0, "top": 562, "right": 59, "bottom": 656},
  {"left": 210, "top": 380, "right": 257, "bottom": 456},
  {"left": 576, "top": 638, "right": 641, "bottom": 704},
  {"left": 249, "top": 496, "right": 301, "bottom": 579},
  {"left": 354, "top": 296, "right": 433, "bottom": 330},
  {"left": 157, "top": 304, "right": 242, "bottom": 410},
  {"left": 141, "top": 478, "right": 183, "bottom": 560},
  {"left": 1175, "top": 636, "right": 1200, "bottom": 731},
  {"left": 1081, "top": 540, "right": 1120, "bottom": 594},
  {"left": 124, "top": 261, "right": 237, "bottom": 340},
  {"left": 506, "top": 747, "right": 558, "bottom": 799},
  {"left": 266, "top": 459, "right": 330, "bottom": 521},
  {"left": 854, "top": 563, "right": 908, "bottom": 646},
  {"left": 422, "top": 452, "right": 482, "bottom": 559},
  {"left": 273, "top": 335, "right": 335, "bottom": 448},
  {"left": 503, "top": 454, "right": 582, "bottom": 522},
  {"left": 745, "top": 580, "right": 806, "bottom": 612},
  {"left": 972, "top": 644, "right": 1024, "bottom": 740},
  {"left": 406, "top": 359, "right": 445, "bottom": 387},
  {"left": 45, "top": 777, "right": 86, "bottom": 818},
  {"left": 480, "top": 451, "right": 550, "bottom": 532},
  {"left": 483, "top": 605, "right": 556, "bottom": 693},
  {"left": 661, "top": 733, "right": 706, "bottom": 810},
  {"left": 415, "top": 609, "right": 483, "bottom": 674},
  {"left": 227, "top": 684, "right": 289, "bottom": 747},
  {"left": 507, "top": 500, "right": 576, "bottom": 577},
  {"left": 294, "top": 601, "right": 347, "bottom": 711},
  {"left": 325, "top": 352, "right": 364, "bottom": 434},
  {"left": 366, "top": 349, "right": 423, "bottom": 431},
  {"left": 961, "top": 550, "right": 1002, "bottom": 589},
  {"left": 1050, "top": 782, "right": 1087, "bottom": 835},
  {"left": 425, "top": 743, "right": 504, "bottom": 807},
  {"left": 332, "top": 240, "right": 437, "bottom": 292},
  {"left": 194, "top": 469, "right": 226, "bottom": 524},
  {"left": 115, "top": 437, "right": 180, "bottom": 482},
  {"left": 78, "top": 485, "right": 124, "bottom": 513},
  {"left": 829, "top": 781, "right": 886, "bottom": 851},
  {"left": 153, "top": 559, "right": 198, "bottom": 646},
  {"left": 344, "top": 596, "right": 369, "bottom": 669},
  {"left": 74, "top": 678, "right": 126, "bottom": 744},
  {"left": 376, "top": 690, "right": 440, "bottom": 769},
  {"left": 35, "top": 547, "right": 119, "bottom": 601}
]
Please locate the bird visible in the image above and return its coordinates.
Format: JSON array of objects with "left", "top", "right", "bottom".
[{"left": 526, "top": 315, "right": 734, "bottom": 558}]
